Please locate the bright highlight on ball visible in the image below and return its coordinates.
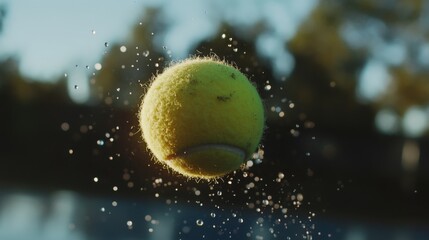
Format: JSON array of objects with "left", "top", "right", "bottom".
[{"left": 139, "top": 57, "right": 265, "bottom": 179}]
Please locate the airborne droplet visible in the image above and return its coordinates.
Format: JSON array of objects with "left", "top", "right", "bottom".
[{"left": 196, "top": 219, "right": 204, "bottom": 226}]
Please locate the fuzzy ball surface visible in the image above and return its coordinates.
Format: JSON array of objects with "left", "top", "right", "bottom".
[{"left": 139, "top": 58, "right": 264, "bottom": 179}]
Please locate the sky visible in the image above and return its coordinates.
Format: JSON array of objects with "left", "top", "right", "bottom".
[
  {"left": 0, "top": 0, "right": 147, "bottom": 80},
  {"left": 0, "top": 0, "right": 318, "bottom": 80}
]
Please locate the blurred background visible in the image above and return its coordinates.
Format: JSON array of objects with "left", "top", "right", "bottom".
[{"left": 0, "top": 0, "right": 429, "bottom": 239}]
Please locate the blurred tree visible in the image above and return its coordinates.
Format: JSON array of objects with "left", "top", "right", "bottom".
[
  {"left": 289, "top": 1, "right": 364, "bottom": 91},
  {"left": 289, "top": 0, "right": 429, "bottom": 135},
  {"left": 0, "top": 57, "right": 68, "bottom": 104},
  {"left": 92, "top": 8, "right": 165, "bottom": 108},
  {"left": 381, "top": 67, "right": 429, "bottom": 114}
]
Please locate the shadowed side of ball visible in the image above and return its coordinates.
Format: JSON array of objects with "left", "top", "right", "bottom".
[{"left": 139, "top": 57, "right": 264, "bottom": 179}]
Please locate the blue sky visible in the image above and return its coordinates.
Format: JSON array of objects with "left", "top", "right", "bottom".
[
  {"left": 0, "top": 0, "right": 146, "bottom": 80},
  {"left": 0, "top": 0, "right": 318, "bottom": 81}
]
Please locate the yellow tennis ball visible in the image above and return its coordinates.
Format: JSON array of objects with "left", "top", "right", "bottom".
[{"left": 139, "top": 57, "right": 265, "bottom": 179}]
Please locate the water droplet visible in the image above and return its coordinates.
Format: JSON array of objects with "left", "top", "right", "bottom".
[
  {"left": 126, "top": 220, "right": 133, "bottom": 227},
  {"left": 64, "top": 73, "right": 68, "bottom": 77},
  {"left": 210, "top": 213, "right": 216, "bottom": 218},
  {"left": 97, "top": 140, "right": 105, "bottom": 146},
  {"left": 93, "top": 177, "right": 99, "bottom": 182},
  {"left": 264, "top": 85, "right": 272, "bottom": 91},
  {"left": 238, "top": 218, "right": 244, "bottom": 223},
  {"left": 61, "top": 122, "right": 70, "bottom": 131},
  {"left": 196, "top": 219, "right": 204, "bottom": 226},
  {"left": 120, "top": 46, "right": 127, "bottom": 52},
  {"left": 221, "top": 33, "right": 226, "bottom": 39},
  {"left": 216, "top": 191, "right": 222, "bottom": 196},
  {"left": 143, "top": 50, "right": 150, "bottom": 57},
  {"left": 297, "top": 193, "right": 304, "bottom": 201},
  {"left": 91, "top": 30, "right": 96, "bottom": 35},
  {"left": 74, "top": 85, "right": 78, "bottom": 89},
  {"left": 104, "top": 42, "right": 109, "bottom": 47},
  {"left": 94, "top": 63, "right": 102, "bottom": 70}
]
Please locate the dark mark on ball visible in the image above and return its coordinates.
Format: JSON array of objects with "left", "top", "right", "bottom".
[{"left": 217, "top": 93, "right": 234, "bottom": 102}]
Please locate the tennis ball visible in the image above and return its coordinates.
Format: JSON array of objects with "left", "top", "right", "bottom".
[{"left": 139, "top": 57, "right": 264, "bottom": 179}]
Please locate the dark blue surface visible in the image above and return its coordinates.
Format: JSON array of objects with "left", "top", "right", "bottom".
[{"left": 0, "top": 189, "right": 428, "bottom": 240}]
